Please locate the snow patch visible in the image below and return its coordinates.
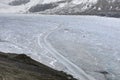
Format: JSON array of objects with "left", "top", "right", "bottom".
[{"left": 72, "top": 0, "right": 98, "bottom": 5}]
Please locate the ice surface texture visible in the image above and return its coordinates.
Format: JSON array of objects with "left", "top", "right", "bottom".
[{"left": 0, "top": 14, "right": 120, "bottom": 80}]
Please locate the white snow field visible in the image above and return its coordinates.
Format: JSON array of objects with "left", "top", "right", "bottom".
[{"left": 0, "top": 14, "right": 120, "bottom": 80}]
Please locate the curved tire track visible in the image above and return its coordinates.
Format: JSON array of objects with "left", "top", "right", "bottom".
[{"left": 38, "top": 24, "right": 96, "bottom": 80}]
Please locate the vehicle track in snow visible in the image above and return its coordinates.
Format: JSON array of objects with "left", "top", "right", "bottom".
[{"left": 37, "top": 23, "right": 96, "bottom": 80}]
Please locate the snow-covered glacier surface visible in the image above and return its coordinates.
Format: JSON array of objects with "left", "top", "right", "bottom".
[{"left": 0, "top": 14, "right": 120, "bottom": 80}]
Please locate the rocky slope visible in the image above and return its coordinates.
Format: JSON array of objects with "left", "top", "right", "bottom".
[
  {"left": 0, "top": 51, "right": 77, "bottom": 80},
  {"left": 0, "top": 0, "right": 120, "bottom": 17},
  {"left": 80, "top": 0, "right": 120, "bottom": 17}
]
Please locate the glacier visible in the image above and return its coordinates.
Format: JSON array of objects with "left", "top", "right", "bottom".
[{"left": 0, "top": 14, "right": 120, "bottom": 80}]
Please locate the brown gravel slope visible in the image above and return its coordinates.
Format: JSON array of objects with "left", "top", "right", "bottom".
[{"left": 0, "top": 52, "right": 77, "bottom": 80}]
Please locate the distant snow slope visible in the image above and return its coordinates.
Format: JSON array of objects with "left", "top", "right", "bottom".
[
  {"left": 0, "top": 0, "right": 98, "bottom": 13},
  {"left": 0, "top": 14, "right": 120, "bottom": 80},
  {"left": 0, "top": 0, "right": 120, "bottom": 17}
]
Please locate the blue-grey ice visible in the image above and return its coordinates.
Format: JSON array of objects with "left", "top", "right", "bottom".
[{"left": 0, "top": 14, "right": 120, "bottom": 80}]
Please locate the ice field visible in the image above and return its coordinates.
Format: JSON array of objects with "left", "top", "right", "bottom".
[{"left": 0, "top": 14, "right": 120, "bottom": 80}]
